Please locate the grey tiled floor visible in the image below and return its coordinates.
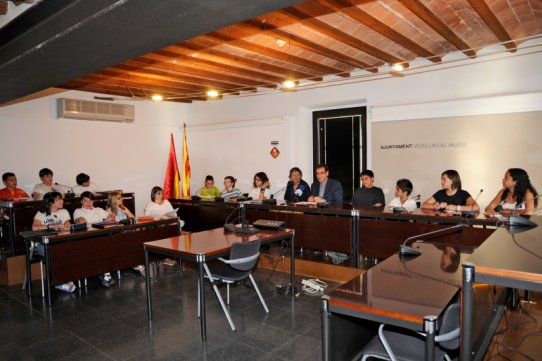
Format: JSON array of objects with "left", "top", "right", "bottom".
[{"left": 0, "top": 268, "right": 325, "bottom": 361}]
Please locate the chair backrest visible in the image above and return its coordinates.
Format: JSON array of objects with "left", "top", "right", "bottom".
[
  {"left": 438, "top": 302, "right": 460, "bottom": 350},
  {"left": 229, "top": 238, "right": 261, "bottom": 271}
]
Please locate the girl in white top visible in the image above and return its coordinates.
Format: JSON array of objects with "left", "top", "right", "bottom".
[
  {"left": 144, "top": 186, "right": 174, "bottom": 216},
  {"left": 32, "top": 192, "right": 71, "bottom": 231},
  {"left": 249, "top": 172, "right": 272, "bottom": 200},
  {"left": 388, "top": 179, "right": 417, "bottom": 212},
  {"left": 32, "top": 191, "right": 74, "bottom": 292},
  {"left": 106, "top": 191, "right": 134, "bottom": 221},
  {"left": 485, "top": 168, "right": 538, "bottom": 216}
]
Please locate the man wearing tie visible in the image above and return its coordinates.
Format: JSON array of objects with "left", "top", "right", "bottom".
[{"left": 308, "top": 164, "right": 343, "bottom": 206}]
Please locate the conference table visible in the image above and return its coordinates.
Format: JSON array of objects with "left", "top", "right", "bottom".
[
  {"left": 143, "top": 227, "right": 295, "bottom": 341},
  {"left": 461, "top": 217, "right": 542, "bottom": 361},
  {"left": 322, "top": 242, "right": 465, "bottom": 361},
  {"left": 22, "top": 217, "right": 181, "bottom": 305},
  {"left": 170, "top": 198, "right": 497, "bottom": 265}
]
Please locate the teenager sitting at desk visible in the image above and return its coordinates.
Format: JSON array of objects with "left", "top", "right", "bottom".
[
  {"left": 32, "top": 191, "right": 74, "bottom": 293},
  {"left": 485, "top": 168, "right": 538, "bottom": 216},
  {"left": 199, "top": 175, "right": 221, "bottom": 198},
  {"left": 388, "top": 178, "right": 417, "bottom": 211},
  {"left": 32, "top": 168, "right": 63, "bottom": 200},
  {"left": 106, "top": 191, "right": 134, "bottom": 221},
  {"left": 421, "top": 169, "right": 480, "bottom": 212},
  {"left": 249, "top": 172, "right": 271, "bottom": 200},
  {"left": 0, "top": 172, "right": 29, "bottom": 199},
  {"left": 351, "top": 170, "right": 385, "bottom": 208},
  {"left": 221, "top": 176, "right": 243, "bottom": 199},
  {"left": 144, "top": 186, "right": 175, "bottom": 216},
  {"left": 308, "top": 164, "right": 343, "bottom": 206},
  {"left": 72, "top": 173, "right": 99, "bottom": 196},
  {"left": 284, "top": 167, "right": 310, "bottom": 202},
  {"left": 74, "top": 191, "right": 116, "bottom": 288}
]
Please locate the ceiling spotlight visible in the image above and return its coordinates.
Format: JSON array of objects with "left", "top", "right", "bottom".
[
  {"left": 282, "top": 80, "right": 296, "bottom": 89},
  {"left": 392, "top": 63, "right": 404, "bottom": 72},
  {"left": 151, "top": 94, "right": 164, "bottom": 101},
  {"left": 275, "top": 38, "right": 287, "bottom": 47},
  {"left": 206, "top": 90, "right": 220, "bottom": 98}
]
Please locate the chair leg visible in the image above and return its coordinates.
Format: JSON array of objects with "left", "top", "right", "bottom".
[
  {"left": 197, "top": 278, "right": 201, "bottom": 318},
  {"left": 84, "top": 278, "right": 88, "bottom": 287},
  {"left": 249, "top": 274, "right": 269, "bottom": 313},
  {"left": 226, "top": 283, "right": 230, "bottom": 305},
  {"left": 40, "top": 261, "right": 45, "bottom": 298},
  {"left": 78, "top": 280, "right": 82, "bottom": 288},
  {"left": 117, "top": 270, "right": 121, "bottom": 280},
  {"left": 203, "top": 263, "right": 236, "bottom": 331}
]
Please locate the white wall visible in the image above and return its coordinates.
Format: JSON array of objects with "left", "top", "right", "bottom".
[
  {"left": 184, "top": 48, "right": 542, "bottom": 200},
  {"left": 0, "top": 90, "right": 187, "bottom": 213}
]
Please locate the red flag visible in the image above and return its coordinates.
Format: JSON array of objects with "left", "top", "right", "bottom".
[
  {"left": 181, "top": 124, "right": 191, "bottom": 199},
  {"left": 163, "top": 133, "right": 181, "bottom": 199}
]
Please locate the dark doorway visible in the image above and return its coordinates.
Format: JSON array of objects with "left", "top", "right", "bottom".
[{"left": 313, "top": 107, "right": 367, "bottom": 202}]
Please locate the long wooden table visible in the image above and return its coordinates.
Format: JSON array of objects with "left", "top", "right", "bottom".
[
  {"left": 170, "top": 199, "right": 497, "bottom": 266},
  {"left": 23, "top": 217, "right": 180, "bottom": 305},
  {"left": 1, "top": 192, "right": 135, "bottom": 256},
  {"left": 322, "top": 243, "right": 464, "bottom": 361},
  {"left": 144, "top": 227, "right": 295, "bottom": 342},
  {"left": 461, "top": 217, "right": 542, "bottom": 360}
]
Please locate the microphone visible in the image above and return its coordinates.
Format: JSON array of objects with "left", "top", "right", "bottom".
[
  {"left": 462, "top": 189, "right": 483, "bottom": 218},
  {"left": 270, "top": 185, "right": 287, "bottom": 200},
  {"left": 400, "top": 223, "right": 467, "bottom": 257},
  {"left": 54, "top": 182, "right": 74, "bottom": 195},
  {"left": 410, "top": 194, "right": 421, "bottom": 200}
]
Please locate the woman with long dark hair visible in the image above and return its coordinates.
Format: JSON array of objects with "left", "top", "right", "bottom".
[
  {"left": 249, "top": 172, "right": 271, "bottom": 200},
  {"left": 421, "top": 170, "right": 480, "bottom": 212},
  {"left": 485, "top": 168, "right": 538, "bottom": 215}
]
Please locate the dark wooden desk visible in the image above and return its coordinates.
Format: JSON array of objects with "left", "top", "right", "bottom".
[
  {"left": 24, "top": 217, "right": 180, "bottom": 305},
  {"left": 322, "top": 243, "right": 466, "bottom": 361},
  {"left": 1, "top": 192, "right": 135, "bottom": 255},
  {"left": 462, "top": 217, "right": 542, "bottom": 361},
  {"left": 144, "top": 227, "right": 295, "bottom": 341},
  {"left": 170, "top": 199, "right": 496, "bottom": 266}
]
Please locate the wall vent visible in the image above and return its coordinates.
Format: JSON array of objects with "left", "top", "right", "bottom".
[{"left": 57, "top": 98, "right": 135, "bottom": 122}]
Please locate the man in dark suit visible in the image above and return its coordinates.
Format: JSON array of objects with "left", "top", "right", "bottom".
[{"left": 308, "top": 164, "right": 343, "bottom": 206}]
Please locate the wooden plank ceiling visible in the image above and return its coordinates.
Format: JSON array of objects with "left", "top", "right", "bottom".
[{"left": 59, "top": 0, "right": 542, "bottom": 103}]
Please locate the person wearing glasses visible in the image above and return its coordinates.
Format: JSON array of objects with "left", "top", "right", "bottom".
[
  {"left": 32, "top": 192, "right": 74, "bottom": 293},
  {"left": 249, "top": 172, "right": 271, "bottom": 200},
  {"left": 284, "top": 167, "right": 310, "bottom": 202},
  {"left": 308, "top": 164, "right": 343, "bottom": 206}
]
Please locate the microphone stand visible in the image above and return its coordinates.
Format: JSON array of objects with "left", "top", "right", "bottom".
[{"left": 400, "top": 223, "right": 467, "bottom": 256}]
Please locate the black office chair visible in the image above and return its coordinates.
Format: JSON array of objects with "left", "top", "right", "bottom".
[
  {"left": 356, "top": 302, "right": 460, "bottom": 361},
  {"left": 201, "top": 238, "right": 269, "bottom": 331}
]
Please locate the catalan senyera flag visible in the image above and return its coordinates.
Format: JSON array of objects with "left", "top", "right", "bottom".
[
  {"left": 181, "top": 124, "right": 191, "bottom": 199},
  {"left": 163, "top": 133, "right": 181, "bottom": 199}
]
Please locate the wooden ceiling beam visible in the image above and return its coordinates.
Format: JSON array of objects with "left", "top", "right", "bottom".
[
  {"left": 151, "top": 49, "right": 287, "bottom": 84},
  {"left": 111, "top": 63, "right": 256, "bottom": 92},
  {"left": 316, "top": 0, "right": 441, "bottom": 63},
  {"left": 176, "top": 41, "right": 323, "bottom": 81},
  {"left": 397, "top": 0, "right": 476, "bottom": 58},
  {"left": 72, "top": 74, "right": 201, "bottom": 96},
  {"left": 280, "top": 6, "right": 407, "bottom": 66},
  {"left": 237, "top": 19, "right": 378, "bottom": 72},
  {"left": 91, "top": 69, "right": 207, "bottom": 93},
  {"left": 206, "top": 31, "right": 351, "bottom": 78},
  {"left": 127, "top": 56, "right": 277, "bottom": 89},
  {"left": 466, "top": 0, "right": 516, "bottom": 52}
]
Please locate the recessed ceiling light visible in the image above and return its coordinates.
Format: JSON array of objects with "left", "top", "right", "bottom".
[
  {"left": 392, "top": 63, "right": 404, "bottom": 72},
  {"left": 282, "top": 80, "right": 296, "bottom": 88},
  {"left": 151, "top": 94, "right": 164, "bottom": 101},
  {"left": 206, "top": 90, "right": 220, "bottom": 98},
  {"left": 275, "top": 38, "right": 287, "bottom": 47}
]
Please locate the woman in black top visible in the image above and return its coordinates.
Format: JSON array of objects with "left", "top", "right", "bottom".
[
  {"left": 284, "top": 167, "right": 311, "bottom": 202},
  {"left": 421, "top": 170, "right": 480, "bottom": 212}
]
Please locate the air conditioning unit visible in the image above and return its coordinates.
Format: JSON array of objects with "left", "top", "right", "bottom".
[{"left": 57, "top": 98, "right": 135, "bottom": 122}]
